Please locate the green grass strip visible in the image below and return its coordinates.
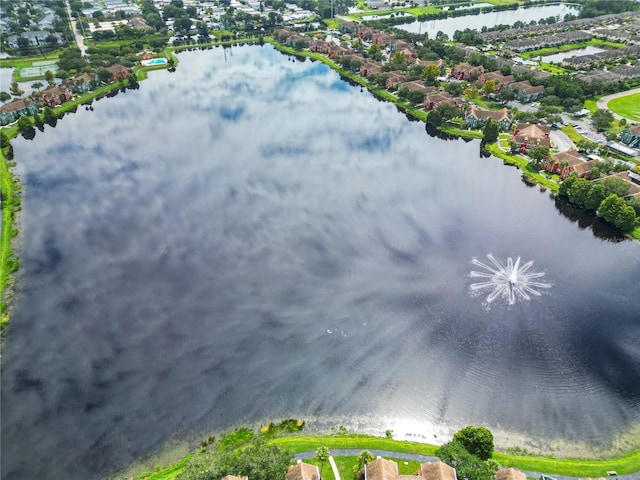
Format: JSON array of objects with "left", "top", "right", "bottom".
[{"left": 486, "top": 143, "right": 559, "bottom": 193}]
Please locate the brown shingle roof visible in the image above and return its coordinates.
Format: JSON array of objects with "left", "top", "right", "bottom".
[
  {"left": 365, "top": 458, "right": 398, "bottom": 480},
  {"left": 467, "top": 105, "right": 511, "bottom": 122},
  {"left": 420, "top": 461, "right": 457, "bottom": 480},
  {"left": 495, "top": 468, "right": 526, "bottom": 480},
  {"left": 286, "top": 463, "right": 320, "bottom": 480},
  {"left": 0, "top": 98, "right": 35, "bottom": 113}
]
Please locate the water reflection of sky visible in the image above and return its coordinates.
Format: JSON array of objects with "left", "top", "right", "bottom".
[{"left": 2, "top": 45, "right": 639, "bottom": 480}]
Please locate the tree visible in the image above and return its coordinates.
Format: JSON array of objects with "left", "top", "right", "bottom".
[
  {"left": 31, "top": 81, "right": 44, "bottom": 90},
  {"left": 97, "top": 69, "right": 113, "bottom": 84},
  {"left": 1, "top": 131, "right": 10, "bottom": 149},
  {"left": 585, "top": 183, "right": 606, "bottom": 211},
  {"left": 436, "top": 440, "right": 499, "bottom": 480},
  {"left": 528, "top": 145, "right": 549, "bottom": 164},
  {"left": 452, "top": 425, "right": 494, "bottom": 461},
  {"left": 600, "top": 176, "right": 630, "bottom": 198},
  {"left": 17, "top": 115, "right": 32, "bottom": 133},
  {"left": 592, "top": 108, "right": 614, "bottom": 130},
  {"left": 45, "top": 70, "right": 56, "bottom": 86},
  {"left": 427, "top": 109, "right": 442, "bottom": 127},
  {"left": 316, "top": 447, "right": 330, "bottom": 476},
  {"left": 10, "top": 81, "right": 24, "bottom": 97},
  {"left": 0, "top": 92, "right": 11, "bottom": 103},
  {"left": 567, "top": 177, "right": 592, "bottom": 207},
  {"left": 615, "top": 204, "right": 637, "bottom": 232},
  {"left": 178, "top": 438, "right": 291, "bottom": 480},
  {"left": 463, "top": 84, "right": 478, "bottom": 99},
  {"left": 559, "top": 174, "right": 578, "bottom": 197},
  {"left": 353, "top": 450, "right": 376, "bottom": 480},
  {"left": 599, "top": 194, "right": 624, "bottom": 226},
  {"left": 481, "top": 79, "right": 497, "bottom": 95},
  {"left": 422, "top": 64, "right": 440, "bottom": 82},
  {"left": 482, "top": 118, "right": 498, "bottom": 144}
]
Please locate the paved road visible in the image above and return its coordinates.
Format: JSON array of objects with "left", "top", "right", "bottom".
[
  {"left": 550, "top": 129, "right": 575, "bottom": 152},
  {"left": 65, "top": 0, "right": 87, "bottom": 56},
  {"left": 596, "top": 87, "right": 640, "bottom": 121},
  {"left": 294, "top": 449, "right": 640, "bottom": 480}
]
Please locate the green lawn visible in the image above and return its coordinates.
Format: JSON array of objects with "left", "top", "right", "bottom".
[{"left": 608, "top": 92, "right": 640, "bottom": 122}]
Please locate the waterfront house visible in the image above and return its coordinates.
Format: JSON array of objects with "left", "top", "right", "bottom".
[
  {"left": 360, "top": 62, "right": 382, "bottom": 77},
  {"left": 424, "top": 92, "right": 463, "bottom": 110},
  {"left": 465, "top": 106, "right": 512, "bottom": 131},
  {"left": 399, "top": 81, "right": 436, "bottom": 95},
  {"left": 64, "top": 72, "right": 98, "bottom": 93},
  {"left": 543, "top": 149, "right": 599, "bottom": 179},
  {"left": 507, "top": 81, "right": 544, "bottom": 102},
  {"left": 286, "top": 462, "right": 320, "bottom": 480},
  {"left": 364, "top": 457, "right": 398, "bottom": 480},
  {"left": 0, "top": 98, "right": 40, "bottom": 126},
  {"left": 420, "top": 461, "right": 457, "bottom": 480},
  {"left": 40, "top": 85, "right": 73, "bottom": 108},
  {"left": 606, "top": 171, "right": 640, "bottom": 200},
  {"left": 310, "top": 39, "right": 332, "bottom": 54},
  {"left": 386, "top": 72, "right": 408, "bottom": 89},
  {"left": 450, "top": 62, "right": 484, "bottom": 81},
  {"left": 512, "top": 122, "right": 551, "bottom": 151},
  {"left": 619, "top": 125, "right": 640, "bottom": 149},
  {"left": 105, "top": 64, "right": 131, "bottom": 81},
  {"left": 495, "top": 468, "right": 526, "bottom": 480}
]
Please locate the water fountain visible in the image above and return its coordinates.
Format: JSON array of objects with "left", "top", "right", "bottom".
[{"left": 469, "top": 254, "right": 551, "bottom": 305}]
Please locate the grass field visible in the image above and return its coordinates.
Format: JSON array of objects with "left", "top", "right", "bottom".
[{"left": 608, "top": 92, "right": 640, "bottom": 122}]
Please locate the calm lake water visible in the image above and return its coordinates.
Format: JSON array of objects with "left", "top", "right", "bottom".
[
  {"left": 2, "top": 46, "right": 640, "bottom": 480},
  {"left": 542, "top": 45, "right": 607, "bottom": 63},
  {"left": 397, "top": 4, "right": 579, "bottom": 38}
]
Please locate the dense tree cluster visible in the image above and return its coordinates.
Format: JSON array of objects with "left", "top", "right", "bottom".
[
  {"left": 559, "top": 175, "right": 637, "bottom": 232},
  {"left": 579, "top": 0, "right": 640, "bottom": 18},
  {"left": 177, "top": 438, "right": 290, "bottom": 480},
  {"left": 436, "top": 426, "right": 498, "bottom": 480}
]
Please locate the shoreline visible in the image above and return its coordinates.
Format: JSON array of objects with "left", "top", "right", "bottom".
[{"left": 122, "top": 417, "right": 640, "bottom": 480}]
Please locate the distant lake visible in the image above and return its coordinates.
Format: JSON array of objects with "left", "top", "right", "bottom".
[
  {"left": 397, "top": 4, "right": 580, "bottom": 38},
  {"left": 1, "top": 46, "right": 639, "bottom": 480},
  {"left": 542, "top": 45, "right": 607, "bottom": 63}
]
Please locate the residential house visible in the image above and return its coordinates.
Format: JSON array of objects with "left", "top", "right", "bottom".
[
  {"left": 40, "top": 85, "right": 73, "bottom": 107},
  {"left": 360, "top": 62, "right": 382, "bottom": 77},
  {"left": 64, "top": 72, "right": 98, "bottom": 94},
  {"left": 371, "top": 32, "right": 394, "bottom": 47},
  {"left": 415, "top": 58, "right": 444, "bottom": 72},
  {"left": 310, "top": 39, "right": 332, "bottom": 54},
  {"left": 386, "top": 72, "right": 408, "bottom": 89},
  {"left": 619, "top": 124, "right": 640, "bottom": 149},
  {"left": 543, "top": 149, "right": 598, "bottom": 179},
  {"left": 477, "top": 70, "right": 515, "bottom": 89},
  {"left": 364, "top": 457, "right": 398, "bottom": 480},
  {"left": 507, "top": 80, "right": 544, "bottom": 102},
  {"left": 0, "top": 98, "right": 40, "bottom": 126},
  {"left": 338, "top": 21, "right": 359, "bottom": 34},
  {"left": 390, "top": 39, "right": 410, "bottom": 51},
  {"left": 286, "top": 461, "right": 321, "bottom": 480},
  {"left": 398, "top": 48, "right": 417, "bottom": 63},
  {"left": 273, "top": 29, "right": 293, "bottom": 42},
  {"left": 465, "top": 106, "right": 512, "bottom": 131},
  {"left": 327, "top": 43, "right": 350, "bottom": 58},
  {"left": 285, "top": 33, "right": 311, "bottom": 49},
  {"left": 424, "top": 92, "right": 463, "bottom": 110},
  {"left": 420, "top": 461, "right": 457, "bottom": 480},
  {"left": 399, "top": 81, "right": 436, "bottom": 95},
  {"left": 495, "top": 469, "right": 526, "bottom": 480},
  {"left": 450, "top": 62, "right": 484, "bottom": 81},
  {"left": 105, "top": 64, "right": 131, "bottom": 81},
  {"left": 6, "top": 31, "right": 65, "bottom": 48},
  {"left": 512, "top": 122, "right": 551, "bottom": 151}
]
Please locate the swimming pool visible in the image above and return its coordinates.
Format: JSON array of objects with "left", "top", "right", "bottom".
[{"left": 142, "top": 58, "right": 168, "bottom": 66}]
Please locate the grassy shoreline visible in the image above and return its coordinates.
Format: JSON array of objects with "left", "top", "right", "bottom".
[{"left": 134, "top": 432, "right": 640, "bottom": 480}]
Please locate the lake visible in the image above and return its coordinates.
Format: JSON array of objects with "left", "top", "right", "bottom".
[
  {"left": 542, "top": 45, "right": 607, "bottom": 63},
  {"left": 397, "top": 4, "right": 580, "bottom": 39},
  {"left": 1, "top": 45, "right": 639, "bottom": 480}
]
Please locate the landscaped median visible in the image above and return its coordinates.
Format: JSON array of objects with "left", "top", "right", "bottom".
[{"left": 134, "top": 432, "right": 640, "bottom": 480}]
